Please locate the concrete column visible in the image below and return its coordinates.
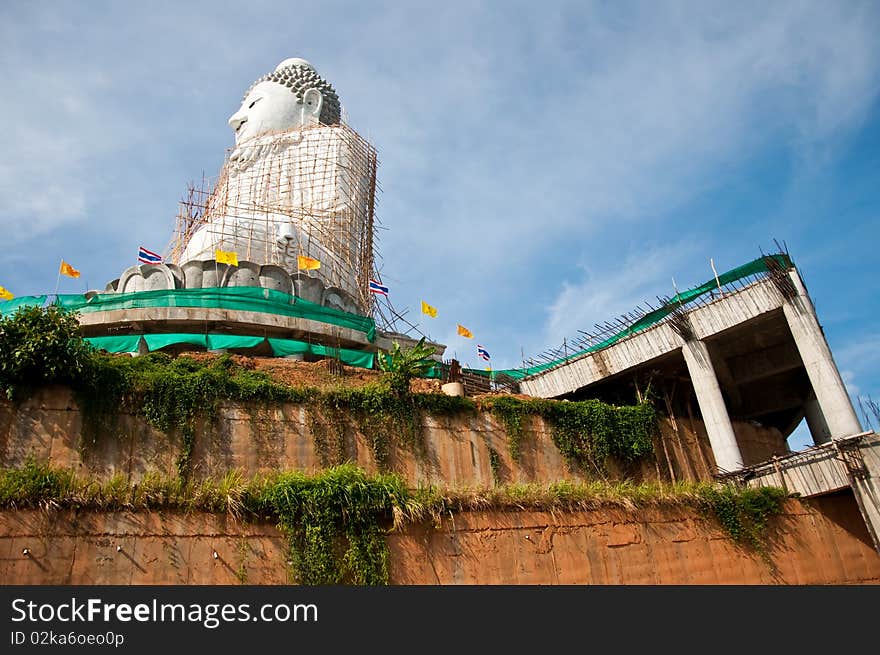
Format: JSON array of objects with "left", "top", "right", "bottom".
[
  {"left": 783, "top": 270, "right": 862, "bottom": 439},
  {"left": 803, "top": 392, "right": 832, "bottom": 445},
  {"left": 682, "top": 339, "right": 744, "bottom": 473}
]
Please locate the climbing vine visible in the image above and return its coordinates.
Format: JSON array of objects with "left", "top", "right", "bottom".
[
  {"left": 481, "top": 396, "right": 657, "bottom": 472},
  {"left": 485, "top": 396, "right": 528, "bottom": 461},
  {"left": 487, "top": 446, "right": 502, "bottom": 485},
  {"left": 76, "top": 352, "right": 315, "bottom": 478},
  {"left": 0, "top": 459, "right": 408, "bottom": 585},
  {"left": 698, "top": 484, "right": 788, "bottom": 554},
  {"left": 74, "top": 352, "right": 475, "bottom": 476},
  {"left": 254, "top": 464, "right": 409, "bottom": 585},
  {"left": 311, "top": 385, "right": 475, "bottom": 471},
  {"left": 307, "top": 407, "right": 345, "bottom": 468}
]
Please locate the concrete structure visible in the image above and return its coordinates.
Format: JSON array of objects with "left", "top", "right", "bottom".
[
  {"left": 520, "top": 266, "right": 863, "bottom": 474},
  {"left": 515, "top": 260, "right": 880, "bottom": 553}
]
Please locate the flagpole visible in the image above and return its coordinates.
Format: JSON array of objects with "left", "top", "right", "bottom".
[{"left": 53, "top": 259, "right": 62, "bottom": 297}]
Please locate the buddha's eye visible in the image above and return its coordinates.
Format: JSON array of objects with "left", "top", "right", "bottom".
[{"left": 248, "top": 98, "right": 262, "bottom": 109}]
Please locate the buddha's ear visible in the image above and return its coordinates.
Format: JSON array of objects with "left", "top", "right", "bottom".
[{"left": 302, "top": 88, "right": 323, "bottom": 123}]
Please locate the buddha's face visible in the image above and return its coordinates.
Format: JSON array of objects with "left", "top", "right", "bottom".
[{"left": 228, "top": 80, "right": 323, "bottom": 145}]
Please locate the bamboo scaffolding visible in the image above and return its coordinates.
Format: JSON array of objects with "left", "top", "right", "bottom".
[{"left": 166, "top": 122, "right": 380, "bottom": 316}]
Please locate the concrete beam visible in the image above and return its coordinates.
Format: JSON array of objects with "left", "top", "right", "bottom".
[
  {"left": 725, "top": 341, "right": 803, "bottom": 385},
  {"left": 520, "top": 277, "right": 785, "bottom": 399},
  {"left": 737, "top": 384, "right": 806, "bottom": 420},
  {"left": 682, "top": 339, "right": 744, "bottom": 473},
  {"left": 77, "top": 307, "right": 373, "bottom": 349},
  {"left": 783, "top": 271, "right": 862, "bottom": 439}
]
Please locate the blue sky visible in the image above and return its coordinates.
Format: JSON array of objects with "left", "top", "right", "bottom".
[{"left": 1, "top": 1, "right": 878, "bottom": 448}]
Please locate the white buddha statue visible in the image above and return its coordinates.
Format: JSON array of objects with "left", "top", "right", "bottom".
[{"left": 177, "top": 58, "right": 376, "bottom": 312}]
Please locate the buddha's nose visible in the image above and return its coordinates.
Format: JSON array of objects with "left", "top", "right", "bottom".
[{"left": 228, "top": 109, "right": 247, "bottom": 132}]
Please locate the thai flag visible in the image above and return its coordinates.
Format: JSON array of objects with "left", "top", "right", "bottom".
[
  {"left": 138, "top": 246, "right": 163, "bottom": 265},
  {"left": 368, "top": 279, "right": 389, "bottom": 296},
  {"left": 477, "top": 345, "right": 491, "bottom": 361}
]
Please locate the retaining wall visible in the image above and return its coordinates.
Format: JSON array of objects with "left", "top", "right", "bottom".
[
  {"left": 0, "top": 387, "right": 787, "bottom": 487},
  {"left": 2, "top": 494, "right": 878, "bottom": 585}
]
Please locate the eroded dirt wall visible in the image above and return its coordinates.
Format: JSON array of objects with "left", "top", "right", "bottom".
[{"left": 2, "top": 497, "right": 878, "bottom": 585}]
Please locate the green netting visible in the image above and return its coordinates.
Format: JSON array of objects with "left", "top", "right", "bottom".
[
  {"left": 39, "top": 286, "right": 375, "bottom": 342},
  {"left": 266, "top": 339, "right": 311, "bottom": 356},
  {"left": 267, "top": 338, "right": 374, "bottom": 369},
  {"left": 206, "top": 334, "right": 265, "bottom": 351},
  {"left": 314, "top": 344, "right": 373, "bottom": 369},
  {"left": 86, "top": 335, "right": 143, "bottom": 353},
  {"left": 464, "top": 254, "right": 793, "bottom": 381},
  {"left": 0, "top": 296, "right": 48, "bottom": 316},
  {"left": 85, "top": 332, "right": 376, "bottom": 370},
  {"left": 144, "top": 333, "right": 208, "bottom": 351},
  {"left": 423, "top": 363, "right": 446, "bottom": 379}
]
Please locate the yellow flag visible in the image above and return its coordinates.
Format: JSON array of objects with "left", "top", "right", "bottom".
[
  {"left": 0, "top": 285, "right": 13, "bottom": 301},
  {"left": 421, "top": 301, "right": 437, "bottom": 318},
  {"left": 215, "top": 249, "right": 239, "bottom": 266},
  {"left": 297, "top": 255, "right": 321, "bottom": 270},
  {"left": 59, "top": 260, "right": 80, "bottom": 278},
  {"left": 457, "top": 324, "right": 473, "bottom": 339}
]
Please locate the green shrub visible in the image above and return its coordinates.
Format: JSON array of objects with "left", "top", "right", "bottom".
[
  {"left": 698, "top": 484, "right": 788, "bottom": 552},
  {"left": 377, "top": 337, "right": 437, "bottom": 397},
  {"left": 0, "top": 306, "right": 93, "bottom": 400}
]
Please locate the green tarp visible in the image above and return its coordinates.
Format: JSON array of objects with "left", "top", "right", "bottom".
[
  {"left": 85, "top": 335, "right": 143, "bottom": 354},
  {"left": 267, "top": 338, "right": 374, "bottom": 369},
  {"left": 84, "top": 332, "right": 375, "bottom": 370},
  {"left": 0, "top": 296, "right": 48, "bottom": 315},
  {"left": 206, "top": 334, "right": 265, "bottom": 351},
  {"left": 143, "top": 333, "right": 207, "bottom": 351}
]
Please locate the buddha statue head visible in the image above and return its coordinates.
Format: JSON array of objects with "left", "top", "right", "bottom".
[{"left": 227, "top": 58, "right": 342, "bottom": 145}]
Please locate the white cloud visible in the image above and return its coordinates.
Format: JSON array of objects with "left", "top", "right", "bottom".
[
  {"left": 345, "top": 2, "right": 880, "bottom": 328},
  {"left": 542, "top": 239, "right": 703, "bottom": 348},
  {"left": 836, "top": 336, "right": 880, "bottom": 401}
]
